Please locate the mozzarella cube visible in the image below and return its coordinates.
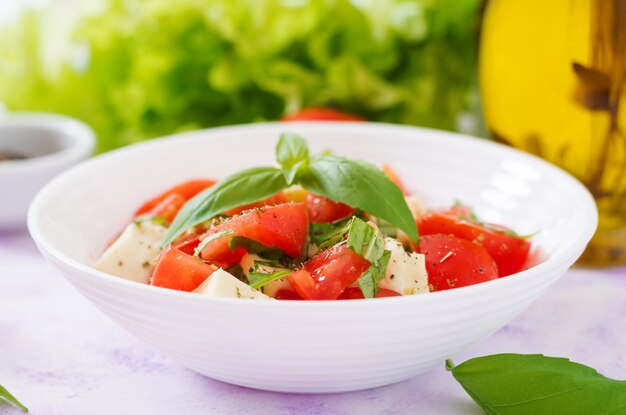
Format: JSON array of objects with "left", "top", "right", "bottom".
[
  {"left": 380, "top": 237, "right": 429, "bottom": 295},
  {"left": 95, "top": 220, "right": 167, "bottom": 284},
  {"left": 240, "top": 253, "right": 292, "bottom": 298},
  {"left": 194, "top": 268, "right": 271, "bottom": 300}
]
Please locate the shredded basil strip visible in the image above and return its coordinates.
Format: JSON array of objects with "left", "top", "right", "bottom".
[
  {"left": 227, "top": 236, "right": 287, "bottom": 261},
  {"left": 357, "top": 250, "right": 392, "bottom": 298},
  {"left": 193, "top": 229, "right": 234, "bottom": 257},
  {"left": 248, "top": 269, "right": 292, "bottom": 290}
]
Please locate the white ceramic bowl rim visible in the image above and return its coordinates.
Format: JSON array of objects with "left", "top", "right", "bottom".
[
  {"left": 0, "top": 112, "right": 95, "bottom": 172},
  {"left": 28, "top": 122, "right": 598, "bottom": 309}
]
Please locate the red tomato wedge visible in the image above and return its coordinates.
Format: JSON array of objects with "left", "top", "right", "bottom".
[
  {"left": 417, "top": 234, "right": 498, "bottom": 291},
  {"left": 151, "top": 245, "right": 218, "bottom": 292},
  {"left": 135, "top": 179, "right": 216, "bottom": 217},
  {"left": 281, "top": 107, "right": 364, "bottom": 122},
  {"left": 306, "top": 193, "right": 355, "bottom": 223},
  {"left": 417, "top": 211, "right": 531, "bottom": 276},
  {"left": 337, "top": 287, "right": 401, "bottom": 300},
  {"left": 200, "top": 202, "right": 308, "bottom": 267},
  {"left": 288, "top": 245, "right": 370, "bottom": 300},
  {"left": 224, "top": 193, "right": 288, "bottom": 216}
]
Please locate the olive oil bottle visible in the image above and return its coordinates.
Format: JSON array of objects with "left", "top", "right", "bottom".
[{"left": 480, "top": 0, "right": 626, "bottom": 266}]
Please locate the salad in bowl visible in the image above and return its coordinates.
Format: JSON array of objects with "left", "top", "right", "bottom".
[
  {"left": 28, "top": 123, "right": 594, "bottom": 393},
  {"left": 95, "top": 133, "right": 532, "bottom": 301}
]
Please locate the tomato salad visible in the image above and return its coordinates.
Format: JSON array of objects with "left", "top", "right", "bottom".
[{"left": 95, "top": 134, "right": 532, "bottom": 300}]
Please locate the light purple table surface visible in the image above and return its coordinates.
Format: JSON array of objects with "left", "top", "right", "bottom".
[{"left": 1, "top": 229, "right": 625, "bottom": 415}]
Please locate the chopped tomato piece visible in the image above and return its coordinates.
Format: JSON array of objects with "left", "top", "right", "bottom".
[
  {"left": 200, "top": 202, "right": 308, "bottom": 267},
  {"left": 417, "top": 210, "right": 531, "bottom": 276},
  {"left": 382, "top": 164, "right": 410, "bottom": 195},
  {"left": 224, "top": 193, "right": 288, "bottom": 216},
  {"left": 135, "top": 179, "right": 216, "bottom": 217},
  {"left": 288, "top": 245, "right": 370, "bottom": 300},
  {"left": 151, "top": 245, "right": 217, "bottom": 292},
  {"left": 337, "top": 287, "right": 401, "bottom": 300},
  {"left": 306, "top": 193, "right": 355, "bottom": 223},
  {"left": 417, "top": 234, "right": 498, "bottom": 291},
  {"left": 274, "top": 290, "right": 304, "bottom": 300},
  {"left": 281, "top": 107, "right": 364, "bottom": 122}
]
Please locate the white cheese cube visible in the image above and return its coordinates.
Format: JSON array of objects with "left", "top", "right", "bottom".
[
  {"left": 380, "top": 237, "right": 429, "bottom": 295},
  {"left": 95, "top": 220, "right": 167, "bottom": 284},
  {"left": 240, "top": 253, "right": 292, "bottom": 298},
  {"left": 194, "top": 268, "right": 271, "bottom": 300}
]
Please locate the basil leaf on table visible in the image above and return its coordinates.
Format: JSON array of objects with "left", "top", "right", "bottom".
[
  {"left": 448, "top": 354, "right": 626, "bottom": 415},
  {"left": 298, "top": 155, "right": 418, "bottom": 241},
  {"left": 0, "top": 384, "right": 28, "bottom": 413},
  {"left": 161, "top": 167, "right": 288, "bottom": 246}
]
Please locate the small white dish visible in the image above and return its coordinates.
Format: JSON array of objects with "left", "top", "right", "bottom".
[
  {"left": 28, "top": 122, "right": 597, "bottom": 393},
  {"left": 0, "top": 113, "right": 95, "bottom": 229}
]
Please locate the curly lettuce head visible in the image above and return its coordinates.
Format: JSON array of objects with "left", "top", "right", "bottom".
[{"left": 0, "top": 0, "right": 480, "bottom": 152}]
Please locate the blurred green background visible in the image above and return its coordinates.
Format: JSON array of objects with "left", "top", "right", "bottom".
[{"left": 0, "top": 0, "right": 482, "bottom": 152}]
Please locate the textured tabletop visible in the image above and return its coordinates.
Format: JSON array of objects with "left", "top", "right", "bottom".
[{"left": 1, "top": 229, "right": 625, "bottom": 415}]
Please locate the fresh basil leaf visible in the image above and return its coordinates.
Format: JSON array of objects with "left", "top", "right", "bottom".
[
  {"left": 276, "top": 132, "right": 309, "bottom": 185},
  {"left": 298, "top": 155, "right": 418, "bottom": 241},
  {"left": 228, "top": 236, "right": 286, "bottom": 260},
  {"left": 194, "top": 229, "right": 234, "bottom": 256},
  {"left": 249, "top": 269, "right": 292, "bottom": 289},
  {"left": 0, "top": 384, "right": 28, "bottom": 413},
  {"left": 448, "top": 354, "right": 626, "bottom": 415},
  {"left": 345, "top": 216, "right": 384, "bottom": 262},
  {"left": 358, "top": 249, "right": 391, "bottom": 298},
  {"left": 283, "top": 159, "right": 306, "bottom": 186},
  {"left": 161, "top": 167, "right": 288, "bottom": 246},
  {"left": 276, "top": 132, "right": 309, "bottom": 168}
]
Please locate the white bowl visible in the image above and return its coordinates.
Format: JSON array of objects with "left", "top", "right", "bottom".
[
  {"left": 28, "top": 123, "right": 597, "bottom": 393},
  {"left": 0, "top": 113, "right": 95, "bottom": 229}
]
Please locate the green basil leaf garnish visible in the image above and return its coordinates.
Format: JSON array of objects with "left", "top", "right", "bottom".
[
  {"left": 276, "top": 132, "right": 309, "bottom": 185},
  {"left": 299, "top": 154, "right": 418, "bottom": 241},
  {"left": 162, "top": 133, "right": 417, "bottom": 246},
  {"left": 0, "top": 384, "right": 28, "bottom": 413},
  {"left": 161, "top": 166, "right": 288, "bottom": 246},
  {"left": 448, "top": 354, "right": 626, "bottom": 415}
]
